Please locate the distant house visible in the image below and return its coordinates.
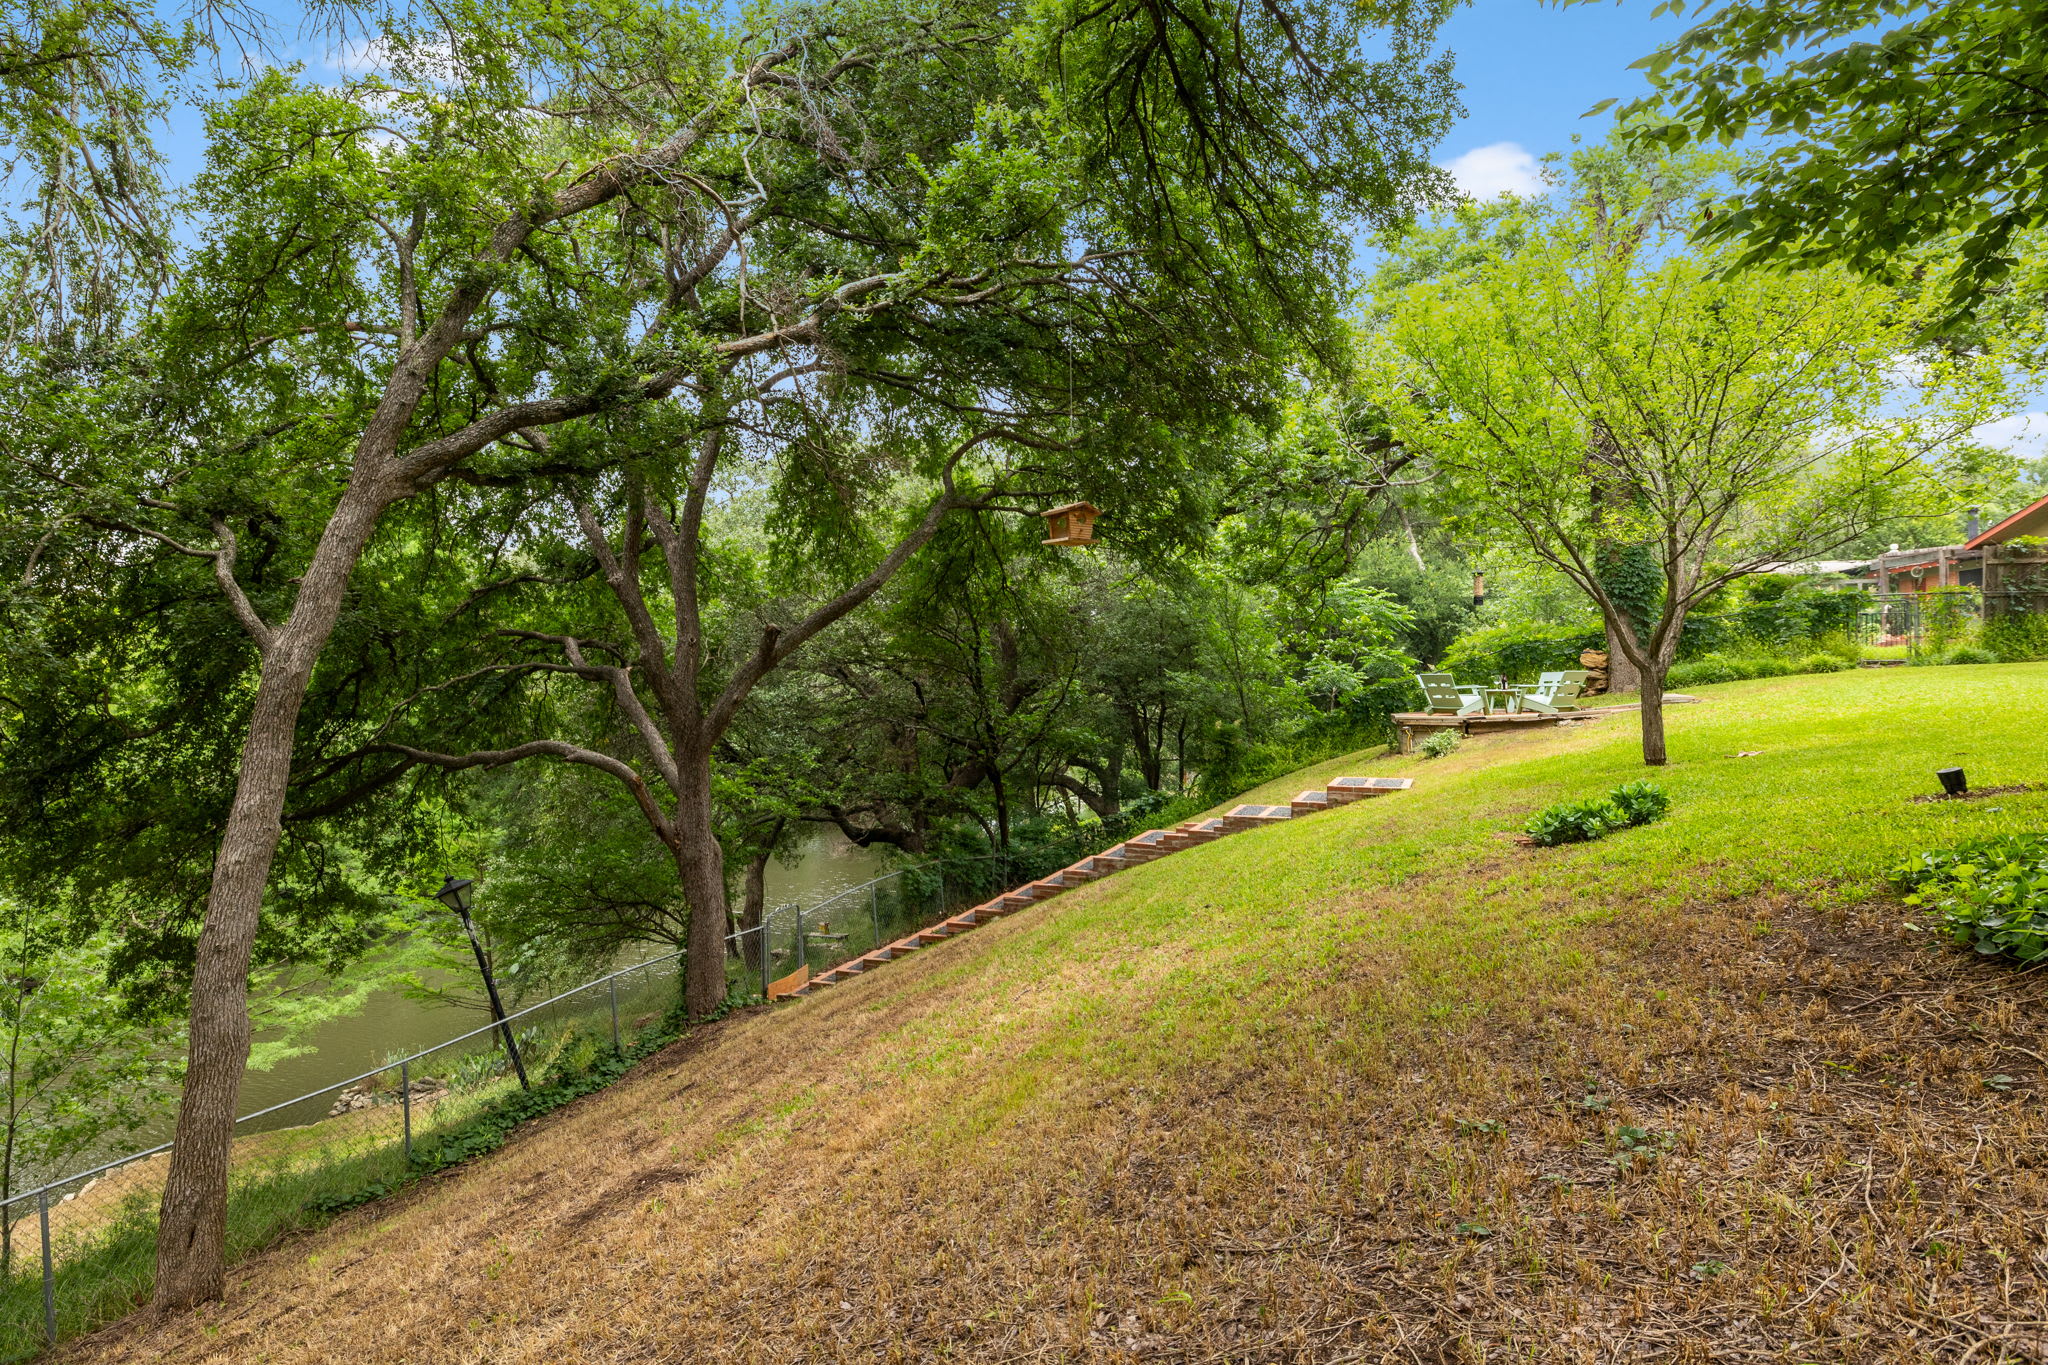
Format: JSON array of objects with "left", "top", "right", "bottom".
[
  {"left": 1966, "top": 490, "right": 2048, "bottom": 549},
  {"left": 1859, "top": 496, "right": 2048, "bottom": 612},
  {"left": 1866, "top": 543, "right": 1979, "bottom": 593}
]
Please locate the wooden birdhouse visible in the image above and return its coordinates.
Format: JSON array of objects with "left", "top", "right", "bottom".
[{"left": 1040, "top": 501, "right": 1099, "bottom": 547}]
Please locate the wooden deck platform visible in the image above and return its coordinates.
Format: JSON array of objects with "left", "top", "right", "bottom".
[
  {"left": 1391, "top": 697, "right": 1699, "bottom": 753},
  {"left": 1391, "top": 710, "right": 1568, "bottom": 752}
]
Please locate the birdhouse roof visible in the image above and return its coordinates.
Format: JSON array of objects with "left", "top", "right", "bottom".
[{"left": 1043, "top": 501, "right": 1099, "bottom": 518}]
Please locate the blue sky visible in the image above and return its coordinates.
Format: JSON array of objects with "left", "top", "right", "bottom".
[
  {"left": 1421, "top": 2, "right": 2046, "bottom": 461},
  {"left": 1432, "top": 1, "right": 1684, "bottom": 198}
]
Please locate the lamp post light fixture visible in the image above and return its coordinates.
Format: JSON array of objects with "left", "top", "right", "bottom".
[{"left": 435, "top": 876, "right": 529, "bottom": 1090}]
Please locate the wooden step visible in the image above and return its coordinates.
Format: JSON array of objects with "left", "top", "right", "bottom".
[
  {"left": 1220, "top": 803, "right": 1292, "bottom": 832},
  {"left": 778, "top": 777, "right": 1401, "bottom": 1003},
  {"left": 1326, "top": 775, "right": 1414, "bottom": 800}
]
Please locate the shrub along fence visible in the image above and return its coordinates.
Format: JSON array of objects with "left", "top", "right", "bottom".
[
  {"left": 1439, "top": 591, "right": 1874, "bottom": 691},
  {"left": 0, "top": 946, "right": 690, "bottom": 1361}
]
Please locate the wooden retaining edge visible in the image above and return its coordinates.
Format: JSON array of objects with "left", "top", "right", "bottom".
[{"left": 788, "top": 774, "right": 1415, "bottom": 999}]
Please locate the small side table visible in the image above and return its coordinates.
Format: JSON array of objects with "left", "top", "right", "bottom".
[{"left": 1483, "top": 687, "right": 1520, "bottom": 715}]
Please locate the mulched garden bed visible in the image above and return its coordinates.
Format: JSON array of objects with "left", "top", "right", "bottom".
[{"left": 1911, "top": 783, "right": 2039, "bottom": 803}]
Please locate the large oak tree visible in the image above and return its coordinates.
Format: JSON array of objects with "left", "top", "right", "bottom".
[{"left": 7, "top": 0, "right": 1465, "bottom": 1311}]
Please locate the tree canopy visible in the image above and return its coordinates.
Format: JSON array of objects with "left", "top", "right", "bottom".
[{"left": 1602, "top": 0, "right": 2048, "bottom": 319}]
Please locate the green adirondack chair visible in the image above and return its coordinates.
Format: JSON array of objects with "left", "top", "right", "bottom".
[
  {"left": 1518, "top": 672, "right": 1586, "bottom": 715},
  {"left": 1415, "top": 672, "right": 1483, "bottom": 716}
]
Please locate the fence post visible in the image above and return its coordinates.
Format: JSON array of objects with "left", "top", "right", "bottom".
[
  {"left": 758, "top": 921, "right": 770, "bottom": 1000},
  {"left": 609, "top": 977, "right": 622, "bottom": 1053},
  {"left": 870, "top": 880, "right": 882, "bottom": 948},
  {"left": 794, "top": 903, "right": 805, "bottom": 973},
  {"left": 38, "top": 1190, "right": 54, "bottom": 1344},
  {"left": 400, "top": 1058, "right": 413, "bottom": 1163}
]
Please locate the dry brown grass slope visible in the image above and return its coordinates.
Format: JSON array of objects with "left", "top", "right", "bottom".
[{"left": 67, "top": 666, "right": 2048, "bottom": 1363}]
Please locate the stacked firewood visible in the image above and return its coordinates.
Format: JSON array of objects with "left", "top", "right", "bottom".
[{"left": 1579, "top": 649, "right": 1610, "bottom": 695}]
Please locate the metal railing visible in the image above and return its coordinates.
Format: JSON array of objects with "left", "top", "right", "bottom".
[
  {"left": 1857, "top": 589, "right": 1984, "bottom": 656},
  {"left": 0, "top": 946, "right": 688, "bottom": 1359},
  {"left": 0, "top": 833, "right": 1131, "bottom": 1358}
]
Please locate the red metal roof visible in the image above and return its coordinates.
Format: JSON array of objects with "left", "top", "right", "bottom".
[{"left": 1967, "top": 491, "right": 2048, "bottom": 548}]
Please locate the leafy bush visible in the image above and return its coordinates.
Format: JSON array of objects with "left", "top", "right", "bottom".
[
  {"left": 1984, "top": 614, "right": 2048, "bottom": 662},
  {"left": 1812, "top": 628, "right": 1864, "bottom": 663},
  {"left": 1608, "top": 780, "right": 1671, "bottom": 826},
  {"left": 1677, "top": 589, "right": 1868, "bottom": 660},
  {"left": 1941, "top": 645, "right": 1999, "bottom": 665},
  {"left": 1667, "top": 656, "right": 1740, "bottom": 687},
  {"left": 1523, "top": 781, "right": 1670, "bottom": 846},
  {"left": 1667, "top": 650, "right": 1852, "bottom": 688},
  {"left": 1523, "top": 797, "right": 1622, "bottom": 846},
  {"left": 1891, "top": 834, "right": 2048, "bottom": 963},
  {"left": 1418, "top": 729, "right": 1462, "bottom": 759},
  {"left": 1440, "top": 624, "right": 1604, "bottom": 684}
]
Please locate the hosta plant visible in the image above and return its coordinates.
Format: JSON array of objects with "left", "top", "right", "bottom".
[
  {"left": 1892, "top": 834, "right": 2048, "bottom": 963},
  {"left": 1523, "top": 781, "right": 1671, "bottom": 847}
]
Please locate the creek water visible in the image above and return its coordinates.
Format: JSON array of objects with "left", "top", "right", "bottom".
[
  {"left": 235, "top": 827, "right": 888, "bottom": 1114},
  {"left": 80, "top": 829, "right": 890, "bottom": 1167}
]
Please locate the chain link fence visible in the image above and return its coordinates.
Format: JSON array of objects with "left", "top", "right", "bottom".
[
  {"left": 0, "top": 835, "right": 1142, "bottom": 1358},
  {"left": 0, "top": 947, "right": 689, "bottom": 1360}
]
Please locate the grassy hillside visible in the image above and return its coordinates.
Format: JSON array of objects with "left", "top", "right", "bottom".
[{"left": 70, "top": 665, "right": 2048, "bottom": 1363}]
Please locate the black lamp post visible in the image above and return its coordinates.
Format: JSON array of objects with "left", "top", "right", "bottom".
[{"left": 435, "top": 876, "right": 528, "bottom": 1090}]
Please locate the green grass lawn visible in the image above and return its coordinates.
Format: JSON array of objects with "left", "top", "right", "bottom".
[
  {"left": 67, "top": 665, "right": 2048, "bottom": 1365},
  {"left": 1223, "top": 660, "right": 2045, "bottom": 911}
]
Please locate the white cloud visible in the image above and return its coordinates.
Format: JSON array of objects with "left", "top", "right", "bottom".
[
  {"left": 326, "top": 36, "right": 391, "bottom": 76},
  {"left": 1441, "top": 142, "right": 1545, "bottom": 201},
  {"left": 1972, "top": 412, "right": 2048, "bottom": 461}
]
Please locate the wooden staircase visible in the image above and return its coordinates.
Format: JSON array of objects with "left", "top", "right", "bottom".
[{"left": 773, "top": 774, "right": 1415, "bottom": 1000}]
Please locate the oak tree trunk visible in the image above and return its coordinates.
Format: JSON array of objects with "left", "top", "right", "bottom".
[
  {"left": 669, "top": 751, "right": 732, "bottom": 1019},
  {"left": 736, "top": 850, "right": 769, "bottom": 972},
  {"left": 1638, "top": 668, "right": 1668, "bottom": 766},
  {"left": 153, "top": 491, "right": 387, "bottom": 1311},
  {"left": 1605, "top": 622, "right": 1643, "bottom": 693}
]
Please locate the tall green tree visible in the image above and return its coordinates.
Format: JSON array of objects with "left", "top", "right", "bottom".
[
  {"left": 1377, "top": 156, "right": 2005, "bottom": 764},
  {"left": 0, "top": 0, "right": 1466, "bottom": 1308}
]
